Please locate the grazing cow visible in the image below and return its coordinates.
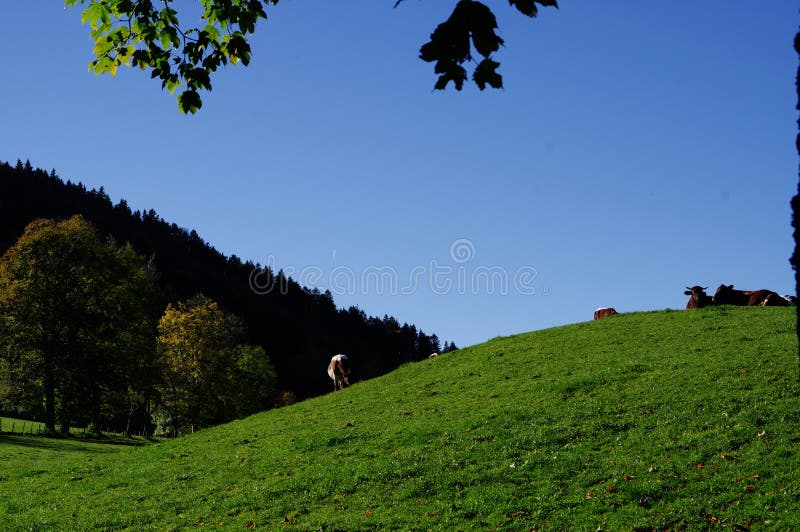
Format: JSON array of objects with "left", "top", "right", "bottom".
[
  {"left": 712, "top": 284, "right": 787, "bottom": 306},
  {"left": 428, "top": 352, "right": 439, "bottom": 359},
  {"left": 781, "top": 295, "right": 798, "bottom": 306},
  {"left": 594, "top": 307, "right": 618, "bottom": 320},
  {"left": 327, "top": 354, "right": 351, "bottom": 391},
  {"left": 684, "top": 286, "right": 713, "bottom": 309}
]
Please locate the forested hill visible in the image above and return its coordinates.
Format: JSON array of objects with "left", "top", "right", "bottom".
[{"left": 0, "top": 159, "right": 450, "bottom": 399}]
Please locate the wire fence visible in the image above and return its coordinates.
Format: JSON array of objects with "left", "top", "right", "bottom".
[{"left": 0, "top": 417, "right": 151, "bottom": 438}]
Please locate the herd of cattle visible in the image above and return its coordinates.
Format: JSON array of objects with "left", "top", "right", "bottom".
[
  {"left": 683, "top": 284, "right": 796, "bottom": 309},
  {"left": 330, "top": 285, "right": 796, "bottom": 390},
  {"left": 594, "top": 284, "right": 797, "bottom": 321}
]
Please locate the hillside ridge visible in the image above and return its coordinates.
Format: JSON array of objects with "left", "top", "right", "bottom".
[
  {"left": 0, "top": 159, "right": 449, "bottom": 400},
  {"left": 1, "top": 307, "right": 797, "bottom": 530}
]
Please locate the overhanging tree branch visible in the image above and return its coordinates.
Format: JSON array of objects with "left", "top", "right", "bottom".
[{"left": 65, "top": 0, "right": 558, "bottom": 112}]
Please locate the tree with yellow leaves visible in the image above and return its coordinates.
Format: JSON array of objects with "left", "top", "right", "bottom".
[{"left": 156, "top": 294, "right": 275, "bottom": 436}]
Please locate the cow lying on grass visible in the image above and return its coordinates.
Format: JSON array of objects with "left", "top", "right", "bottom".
[{"left": 712, "top": 284, "right": 789, "bottom": 307}]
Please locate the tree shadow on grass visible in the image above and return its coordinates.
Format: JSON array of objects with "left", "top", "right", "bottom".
[{"left": 0, "top": 432, "right": 154, "bottom": 453}]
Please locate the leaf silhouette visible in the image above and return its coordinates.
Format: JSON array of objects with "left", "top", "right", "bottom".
[
  {"left": 416, "top": 0, "right": 556, "bottom": 90},
  {"left": 467, "top": 1, "right": 503, "bottom": 58},
  {"left": 473, "top": 58, "right": 502, "bottom": 90},
  {"left": 509, "top": 0, "right": 559, "bottom": 18}
]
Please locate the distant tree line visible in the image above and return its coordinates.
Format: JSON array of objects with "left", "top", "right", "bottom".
[{"left": 0, "top": 160, "right": 456, "bottom": 434}]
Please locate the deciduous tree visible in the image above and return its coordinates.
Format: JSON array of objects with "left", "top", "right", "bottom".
[
  {"left": 0, "top": 215, "right": 157, "bottom": 433},
  {"left": 156, "top": 294, "right": 276, "bottom": 435}
]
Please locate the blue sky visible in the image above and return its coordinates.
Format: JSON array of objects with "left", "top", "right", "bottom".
[{"left": 1, "top": 2, "right": 797, "bottom": 348}]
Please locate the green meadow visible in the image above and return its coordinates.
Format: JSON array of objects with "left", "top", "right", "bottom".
[{"left": 1, "top": 306, "right": 798, "bottom": 530}]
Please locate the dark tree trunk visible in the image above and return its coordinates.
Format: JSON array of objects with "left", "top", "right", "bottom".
[
  {"left": 126, "top": 399, "right": 138, "bottom": 437},
  {"left": 58, "top": 391, "right": 72, "bottom": 436},
  {"left": 794, "top": 30, "right": 800, "bottom": 381},
  {"left": 43, "top": 360, "right": 56, "bottom": 434},
  {"left": 144, "top": 400, "right": 154, "bottom": 438}
]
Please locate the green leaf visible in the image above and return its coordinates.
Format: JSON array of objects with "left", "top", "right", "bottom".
[
  {"left": 177, "top": 90, "right": 202, "bottom": 114},
  {"left": 81, "top": 3, "right": 105, "bottom": 28},
  {"left": 159, "top": 7, "right": 179, "bottom": 27},
  {"left": 158, "top": 26, "right": 180, "bottom": 49},
  {"left": 224, "top": 33, "right": 250, "bottom": 65},
  {"left": 164, "top": 75, "right": 182, "bottom": 95},
  {"left": 203, "top": 23, "right": 221, "bottom": 43}
]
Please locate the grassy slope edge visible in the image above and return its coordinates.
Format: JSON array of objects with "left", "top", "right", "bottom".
[{"left": 1, "top": 307, "right": 798, "bottom": 530}]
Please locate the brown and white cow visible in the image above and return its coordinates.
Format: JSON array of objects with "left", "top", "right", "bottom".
[
  {"left": 760, "top": 292, "right": 791, "bottom": 307},
  {"left": 594, "top": 307, "right": 618, "bottom": 320},
  {"left": 684, "top": 286, "right": 713, "bottom": 309},
  {"left": 712, "top": 284, "right": 788, "bottom": 307},
  {"left": 327, "top": 354, "right": 352, "bottom": 391}
]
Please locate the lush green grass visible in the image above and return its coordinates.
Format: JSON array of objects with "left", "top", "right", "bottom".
[{"left": 1, "top": 307, "right": 798, "bottom": 530}]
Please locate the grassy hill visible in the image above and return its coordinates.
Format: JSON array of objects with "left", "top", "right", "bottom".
[{"left": 1, "top": 307, "right": 798, "bottom": 530}]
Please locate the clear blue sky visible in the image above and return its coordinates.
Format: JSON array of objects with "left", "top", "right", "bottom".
[{"left": 1, "top": 2, "right": 797, "bottom": 348}]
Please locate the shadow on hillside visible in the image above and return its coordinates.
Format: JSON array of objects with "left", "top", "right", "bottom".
[{"left": 0, "top": 433, "right": 153, "bottom": 452}]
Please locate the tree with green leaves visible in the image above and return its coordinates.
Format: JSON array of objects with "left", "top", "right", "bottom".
[
  {"left": 156, "top": 294, "right": 276, "bottom": 436},
  {"left": 0, "top": 215, "right": 158, "bottom": 434},
  {"left": 64, "top": 0, "right": 558, "bottom": 113}
]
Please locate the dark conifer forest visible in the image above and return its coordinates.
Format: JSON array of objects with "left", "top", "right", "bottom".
[{"left": 0, "top": 160, "right": 454, "bottom": 403}]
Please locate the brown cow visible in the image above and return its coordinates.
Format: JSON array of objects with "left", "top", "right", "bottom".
[
  {"left": 594, "top": 307, "right": 618, "bottom": 320},
  {"left": 327, "top": 354, "right": 352, "bottom": 391},
  {"left": 684, "top": 286, "right": 713, "bottom": 309},
  {"left": 712, "top": 284, "right": 788, "bottom": 306},
  {"left": 760, "top": 292, "right": 791, "bottom": 307}
]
